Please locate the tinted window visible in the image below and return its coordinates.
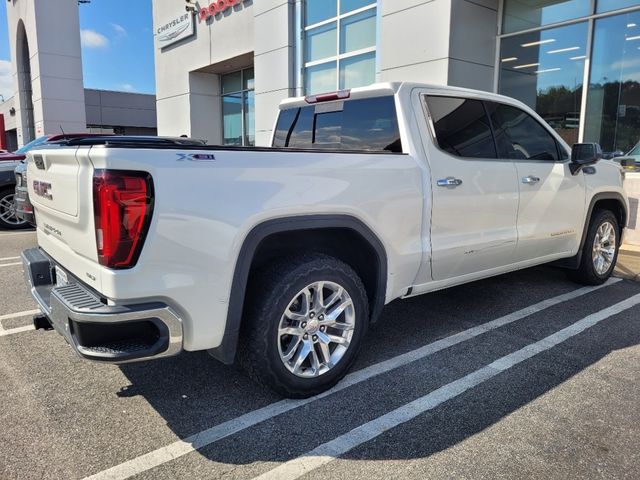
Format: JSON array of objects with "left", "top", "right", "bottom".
[
  {"left": 273, "top": 96, "right": 402, "bottom": 152},
  {"left": 488, "top": 103, "right": 559, "bottom": 161},
  {"left": 426, "top": 96, "right": 496, "bottom": 159}
]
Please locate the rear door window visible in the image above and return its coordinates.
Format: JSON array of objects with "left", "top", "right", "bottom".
[
  {"left": 425, "top": 96, "right": 497, "bottom": 159},
  {"left": 273, "top": 96, "right": 402, "bottom": 153},
  {"left": 487, "top": 102, "right": 560, "bottom": 161}
]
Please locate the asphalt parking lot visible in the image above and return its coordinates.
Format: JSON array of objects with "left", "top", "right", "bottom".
[{"left": 1, "top": 229, "right": 639, "bottom": 480}]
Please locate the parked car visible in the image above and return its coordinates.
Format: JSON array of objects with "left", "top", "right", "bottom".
[
  {"left": 10, "top": 134, "right": 113, "bottom": 226},
  {"left": 21, "top": 83, "right": 627, "bottom": 397},
  {"left": 0, "top": 159, "right": 26, "bottom": 228}
]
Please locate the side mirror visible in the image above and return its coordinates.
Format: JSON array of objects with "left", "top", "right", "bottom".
[
  {"left": 619, "top": 157, "right": 637, "bottom": 169},
  {"left": 570, "top": 143, "right": 602, "bottom": 175}
]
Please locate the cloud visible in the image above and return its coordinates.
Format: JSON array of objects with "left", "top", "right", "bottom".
[
  {"left": 110, "top": 23, "right": 128, "bottom": 39},
  {"left": 81, "top": 29, "right": 109, "bottom": 48},
  {"left": 0, "top": 60, "right": 13, "bottom": 103},
  {"left": 118, "top": 83, "right": 137, "bottom": 92}
]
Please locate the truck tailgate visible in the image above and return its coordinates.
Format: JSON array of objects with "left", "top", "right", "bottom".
[{"left": 27, "top": 147, "right": 102, "bottom": 291}]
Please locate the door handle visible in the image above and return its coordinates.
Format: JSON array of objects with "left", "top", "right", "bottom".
[
  {"left": 437, "top": 177, "right": 463, "bottom": 188},
  {"left": 522, "top": 175, "right": 540, "bottom": 185}
]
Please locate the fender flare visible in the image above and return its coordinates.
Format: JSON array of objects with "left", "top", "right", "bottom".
[
  {"left": 554, "top": 192, "right": 628, "bottom": 269},
  {"left": 208, "top": 214, "right": 388, "bottom": 364}
]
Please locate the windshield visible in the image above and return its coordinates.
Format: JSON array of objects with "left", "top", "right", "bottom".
[
  {"left": 628, "top": 143, "right": 640, "bottom": 156},
  {"left": 14, "top": 136, "right": 50, "bottom": 154}
]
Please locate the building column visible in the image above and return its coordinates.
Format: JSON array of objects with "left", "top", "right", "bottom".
[
  {"left": 253, "top": 1, "right": 297, "bottom": 146},
  {"left": 7, "top": 0, "right": 86, "bottom": 146},
  {"left": 378, "top": 0, "right": 497, "bottom": 92}
]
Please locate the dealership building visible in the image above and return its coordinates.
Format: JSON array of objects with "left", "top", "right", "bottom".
[
  {"left": 152, "top": 0, "right": 640, "bottom": 152},
  {"left": 2, "top": 0, "right": 640, "bottom": 153},
  {"left": 0, "top": 0, "right": 157, "bottom": 151}
]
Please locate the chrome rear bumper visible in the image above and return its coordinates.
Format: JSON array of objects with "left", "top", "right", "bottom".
[{"left": 22, "top": 248, "right": 183, "bottom": 363}]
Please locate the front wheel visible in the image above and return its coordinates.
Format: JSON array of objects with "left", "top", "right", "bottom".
[
  {"left": 567, "top": 209, "right": 620, "bottom": 285},
  {"left": 238, "top": 255, "right": 369, "bottom": 398}
]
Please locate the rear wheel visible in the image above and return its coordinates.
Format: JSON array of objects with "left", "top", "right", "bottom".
[
  {"left": 567, "top": 209, "right": 620, "bottom": 285},
  {"left": 0, "top": 188, "right": 28, "bottom": 230},
  {"left": 238, "top": 254, "right": 369, "bottom": 398}
]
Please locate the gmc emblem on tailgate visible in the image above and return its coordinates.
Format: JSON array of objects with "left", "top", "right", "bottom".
[{"left": 33, "top": 180, "right": 53, "bottom": 200}]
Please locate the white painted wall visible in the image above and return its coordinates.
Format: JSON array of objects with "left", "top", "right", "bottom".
[
  {"left": 153, "top": 0, "right": 256, "bottom": 144},
  {"left": 378, "top": 0, "right": 498, "bottom": 91},
  {"left": 152, "top": 0, "right": 500, "bottom": 146}
]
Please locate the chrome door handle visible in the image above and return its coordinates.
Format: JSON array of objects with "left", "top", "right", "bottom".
[
  {"left": 437, "top": 177, "right": 463, "bottom": 188},
  {"left": 522, "top": 175, "right": 540, "bottom": 184}
]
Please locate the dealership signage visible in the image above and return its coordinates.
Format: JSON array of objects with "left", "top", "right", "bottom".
[
  {"left": 156, "top": 12, "right": 195, "bottom": 49},
  {"left": 199, "top": 0, "right": 246, "bottom": 22}
]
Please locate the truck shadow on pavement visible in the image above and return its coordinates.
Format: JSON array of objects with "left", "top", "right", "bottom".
[{"left": 116, "top": 266, "right": 640, "bottom": 469}]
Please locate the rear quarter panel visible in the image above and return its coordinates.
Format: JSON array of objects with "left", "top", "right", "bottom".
[{"left": 87, "top": 146, "right": 425, "bottom": 351}]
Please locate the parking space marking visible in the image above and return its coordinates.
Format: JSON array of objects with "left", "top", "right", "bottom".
[
  {"left": 83, "top": 278, "right": 620, "bottom": 480},
  {"left": 0, "top": 256, "right": 20, "bottom": 262},
  {"left": 0, "top": 309, "right": 40, "bottom": 323},
  {"left": 254, "top": 292, "right": 640, "bottom": 480},
  {"left": 0, "top": 325, "right": 34, "bottom": 337},
  {"left": 0, "top": 230, "right": 36, "bottom": 237},
  {"left": 0, "top": 262, "right": 22, "bottom": 268}
]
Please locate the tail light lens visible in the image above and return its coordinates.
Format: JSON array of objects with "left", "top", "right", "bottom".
[{"left": 93, "top": 170, "right": 154, "bottom": 269}]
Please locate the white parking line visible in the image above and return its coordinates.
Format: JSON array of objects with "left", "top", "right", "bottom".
[
  {"left": 0, "top": 309, "right": 39, "bottom": 335},
  {"left": 0, "top": 325, "right": 34, "bottom": 337},
  {"left": 0, "top": 230, "right": 36, "bottom": 237},
  {"left": 83, "top": 278, "right": 620, "bottom": 480},
  {"left": 254, "top": 292, "right": 640, "bottom": 480},
  {"left": 0, "top": 262, "right": 22, "bottom": 268},
  {"left": 0, "top": 256, "right": 20, "bottom": 262},
  {"left": 0, "top": 309, "right": 40, "bottom": 322}
]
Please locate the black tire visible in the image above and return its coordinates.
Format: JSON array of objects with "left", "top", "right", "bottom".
[
  {"left": 0, "top": 187, "right": 28, "bottom": 230},
  {"left": 237, "top": 254, "right": 369, "bottom": 398},
  {"left": 567, "top": 209, "right": 620, "bottom": 285}
]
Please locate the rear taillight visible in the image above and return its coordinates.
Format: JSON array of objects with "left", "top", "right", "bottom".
[{"left": 93, "top": 170, "right": 153, "bottom": 269}]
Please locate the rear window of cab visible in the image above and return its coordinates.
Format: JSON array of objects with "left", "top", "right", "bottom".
[{"left": 273, "top": 96, "right": 403, "bottom": 153}]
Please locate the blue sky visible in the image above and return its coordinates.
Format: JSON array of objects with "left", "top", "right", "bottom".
[{"left": 0, "top": 0, "right": 156, "bottom": 101}]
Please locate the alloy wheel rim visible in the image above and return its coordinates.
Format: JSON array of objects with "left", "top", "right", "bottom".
[
  {"left": 277, "top": 280, "right": 356, "bottom": 378},
  {"left": 592, "top": 221, "right": 616, "bottom": 275},
  {"left": 0, "top": 193, "right": 26, "bottom": 226}
]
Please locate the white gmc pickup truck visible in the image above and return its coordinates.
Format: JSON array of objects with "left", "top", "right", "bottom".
[{"left": 22, "top": 83, "right": 627, "bottom": 398}]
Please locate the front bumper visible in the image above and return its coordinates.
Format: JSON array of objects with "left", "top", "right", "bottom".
[{"left": 22, "top": 248, "right": 183, "bottom": 363}]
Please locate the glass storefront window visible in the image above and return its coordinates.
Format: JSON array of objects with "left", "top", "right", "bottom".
[
  {"left": 222, "top": 67, "right": 255, "bottom": 147},
  {"left": 305, "top": 61, "right": 337, "bottom": 94},
  {"left": 340, "top": 51, "right": 375, "bottom": 89},
  {"left": 340, "top": 9, "right": 376, "bottom": 54},
  {"left": 499, "top": 22, "right": 588, "bottom": 145},
  {"left": 305, "top": 23, "right": 337, "bottom": 62},
  {"left": 597, "top": 0, "right": 640, "bottom": 14},
  {"left": 305, "top": 0, "right": 337, "bottom": 26},
  {"left": 222, "top": 93, "right": 242, "bottom": 146},
  {"left": 502, "top": 0, "right": 591, "bottom": 34},
  {"left": 303, "top": 1, "right": 377, "bottom": 94},
  {"left": 585, "top": 11, "right": 640, "bottom": 152}
]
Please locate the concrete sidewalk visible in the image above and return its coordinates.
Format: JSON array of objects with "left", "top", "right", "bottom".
[{"left": 615, "top": 244, "right": 640, "bottom": 281}]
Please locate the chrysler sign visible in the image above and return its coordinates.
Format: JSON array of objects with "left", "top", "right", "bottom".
[{"left": 156, "top": 12, "right": 195, "bottom": 49}]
